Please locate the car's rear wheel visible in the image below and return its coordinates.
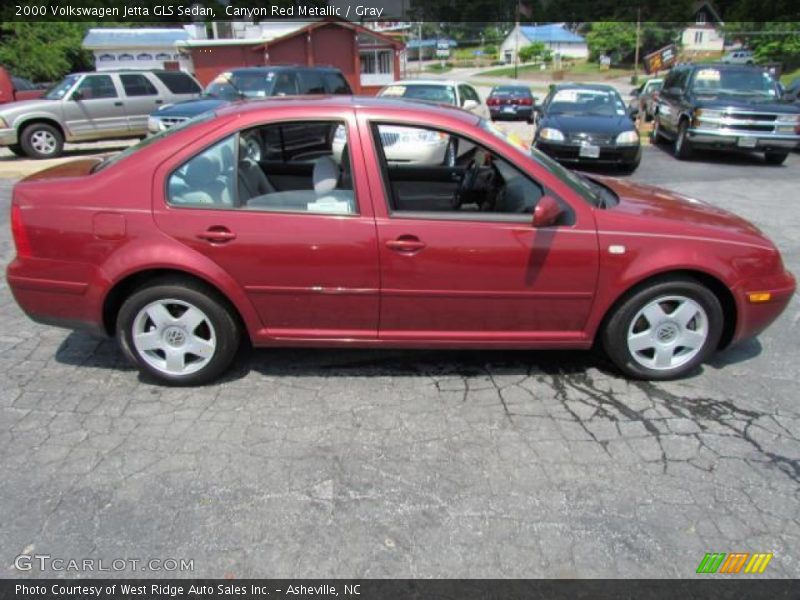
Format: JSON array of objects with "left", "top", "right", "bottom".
[
  {"left": 20, "top": 122, "right": 64, "bottom": 159},
  {"left": 117, "top": 278, "right": 241, "bottom": 386},
  {"left": 602, "top": 277, "right": 723, "bottom": 380},
  {"left": 764, "top": 151, "right": 789, "bottom": 166},
  {"left": 673, "top": 119, "right": 694, "bottom": 160}
]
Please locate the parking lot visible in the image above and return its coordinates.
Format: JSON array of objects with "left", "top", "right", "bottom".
[{"left": 1, "top": 130, "right": 799, "bottom": 578}]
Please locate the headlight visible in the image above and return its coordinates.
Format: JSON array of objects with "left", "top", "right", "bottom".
[
  {"left": 615, "top": 130, "right": 640, "bottom": 145},
  {"left": 539, "top": 127, "right": 564, "bottom": 142},
  {"left": 147, "top": 116, "right": 163, "bottom": 132},
  {"left": 157, "top": 103, "right": 173, "bottom": 112},
  {"left": 0, "top": 116, "right": 8, "bottom": 128},
  {"left": 695, "top": 109, "right": 723, "bottom": 120},
  {"left": 399, "top": 129, "right": 447, "bottom": 144},
  {"left": 775, "top": 114, "right": 800, "bottom": 125}
]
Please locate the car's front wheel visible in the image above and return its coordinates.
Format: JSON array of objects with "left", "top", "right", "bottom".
[
  {"left": 673, "top": 119, "right": 694, "bottom": 160},
  {"left": 117, "top": 278, "right": 241, "bottom": 385},
  {"left": 602, "top": 277, "right": 723, "bottom": 380},
  {"left": 20, "top": 122, "right": 64, "bottom": 159}
]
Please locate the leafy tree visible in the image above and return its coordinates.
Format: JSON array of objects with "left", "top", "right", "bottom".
[
  {"left": 0, "top": 23, "right": 97, "bottom": 82},
  {"left": 585, "top": 22, "right": 637, "bottom": 62},
  {"left": 518, "top": 42, "right": 552, "bottom": 63}
]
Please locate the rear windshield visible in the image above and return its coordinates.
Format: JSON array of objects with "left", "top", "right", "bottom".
[
  {"left": 547, "top": 88, "right": 626, "bottom": 117},
  {"left": 92, "top": 112, "right": 215, "bottom": 173},
  {"left": 493, "top": 86, "right": 532, "bottom": 96},
  {"left": 379, "top": 84, "right": 457, "bottom": 105}
]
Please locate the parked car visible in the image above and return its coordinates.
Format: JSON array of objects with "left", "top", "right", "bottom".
[
  {"left": 486, "top": 85, "right": 536, "bottom": 123},
  {"left": 533, "top": 83, "right": 641, "bottom": 172},
  {"left": 652, "top": 63, "right": 800, "bottom": 164},
  {"left": 628, "top": 78, "right": 663, "bottom": 121},
  {"left": 0, "top": 67, "right": 48, "bottom": 105},
  {"left": 7, "top": 97, "right": 794, "bottom": 385},
  {"left": 721, "top": 50, "right": 754, "bottom": 65},
  {"left": 147, "top": 66, "right": 352, "bottom": 134},
  {"left": 377, "top": 80, "right": 487, "bottom": 118},
  {"left": 0, "top": 69, "right": 202, "bottom": 159}
]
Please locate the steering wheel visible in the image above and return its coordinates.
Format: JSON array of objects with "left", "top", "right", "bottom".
[{"left": 456, "top": 158, "right": 481, "bottom": 206}]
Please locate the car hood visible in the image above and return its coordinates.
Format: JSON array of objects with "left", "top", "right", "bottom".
[
  {"left": 0, "top": 98, "right": 59, "bottom": 118},
  {"left": 693, "top": 95, "right": 800, "bottom": 114},
  {"left": 153, "top": 97, "right": 229, "bottom": 118},
  {"left": 592, "top": 176, "right": 769, "bottom": 244},
  {"left": 544, "top": 114, "right": 635, "bottom": 135}
]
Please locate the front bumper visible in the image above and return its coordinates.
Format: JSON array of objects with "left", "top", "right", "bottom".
[
  {"left": 688, "top": 128, "right": 800, "bottom": 151},
  {"left": 535, "top": 140, "right": 641, "bottom": 165},
  {"left": 731, "top": 269, "right": 796, "bottom": 345},
  {"left": 0, "top": 127, "right": 19, "bottom": 146}
]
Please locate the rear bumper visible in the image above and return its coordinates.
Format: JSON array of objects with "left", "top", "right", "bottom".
[
  {"left": 688, "top": 128, "right": 800, "bottom": 151},
  {"left": 0, "top": 127, "right": 19, "bottom": 146},
  {"left": 490, "top": 107, "right": 533, "bottom": 121},
  {"left": 6, "top": 258, "right": 108, "bottom": 337},
  {"left": 731, "top": 269, "right": 796, "bottom": 345},
  {"left": 534, "top": 140, "right": 641, "bottom": 165}
]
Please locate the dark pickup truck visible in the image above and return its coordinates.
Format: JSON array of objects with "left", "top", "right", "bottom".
[
  {"left": 652, "top": 63, "right": 800, "bottom": 165},
  {"left": 147, "top": 65, "right": 352, "bottom": 134}
]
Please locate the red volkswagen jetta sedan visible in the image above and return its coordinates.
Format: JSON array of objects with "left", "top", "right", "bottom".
[{"left": 6, "top": 97, "right": 795, "bottom": 385}]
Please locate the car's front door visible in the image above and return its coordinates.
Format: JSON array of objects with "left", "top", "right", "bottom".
[
  {"left": 363, "top": 120, "right": 599, "bottom": 342},
  {"left": 61, "top": 74, "right": 129, "bottom": 140},
  {"left": 152, "top": 117, "right": 381, "bottom": 339}
]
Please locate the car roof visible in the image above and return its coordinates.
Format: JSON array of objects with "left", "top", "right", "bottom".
[
  {"left": 215, "top": 94, "right": 480, "bottom": 123},
  {"left": 390, "top": 79, "right": 462, "bottom": 87},
  {"left": 552, "top": 83, "right": 618, "bottom": 91},
  {"left": 227, "top": 65, "right": 343, "bottom": 74}
]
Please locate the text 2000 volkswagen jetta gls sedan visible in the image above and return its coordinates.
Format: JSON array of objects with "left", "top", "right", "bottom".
[{"left": 6, "top": 97, "right": 795, "bottom": 385}]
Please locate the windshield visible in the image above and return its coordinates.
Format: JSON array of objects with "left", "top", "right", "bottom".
[
  {"left": 205, "top": 71, "right": 275, "bottom": 100},
  {"left": 547, "top": 88, "right": 626, "bottom": 117},
  {"left": 92, "top": 112, "right": 216, "bottom": 173},
  {"left": 44, "top": 74, "right": 81, "bottom": 100},
  {"left": 691, "top": 68, "right": 779, "bottom": 97},
  {"left": 480, "top": 119, "right": 604, "bottom": 207},
  {"left": 379, "top": 84, "right": 457, "bottom": 105},
  {"left": 493, "top": 86, "right": 532, "bottom": 97}
]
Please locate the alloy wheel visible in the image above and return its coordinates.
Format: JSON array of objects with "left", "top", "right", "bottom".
[
  {"left": 626, "top": 295, "right": 709, "bottom": 371},
  {"left": 30, "top": 130, "right": 57, "bottom": 155}
]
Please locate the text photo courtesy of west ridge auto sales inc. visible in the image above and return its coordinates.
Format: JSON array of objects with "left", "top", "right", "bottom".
[{"left": 0, "top": 0, "right": 799, "bottom": 597}]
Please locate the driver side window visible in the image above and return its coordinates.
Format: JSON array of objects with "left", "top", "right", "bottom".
[{"left": 371, "top": 123, "right": 548, "bottom": 218}]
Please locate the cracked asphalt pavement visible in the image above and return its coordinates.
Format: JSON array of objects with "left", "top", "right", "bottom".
[{"left": 0, "top": 145, "right": 798, "bottom": 579}]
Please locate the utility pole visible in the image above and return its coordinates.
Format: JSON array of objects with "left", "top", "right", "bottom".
[
  {"left": 513, "top": 0, "right": 520, "bottom": 79},
  {"left": 418, "top": 21, "right": 423, "bottom": 76},
  {"left": 634, "top": 8, "right": 641, "bottom": 82}
]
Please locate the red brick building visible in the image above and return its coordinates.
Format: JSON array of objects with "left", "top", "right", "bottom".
[{"left": 179, "top": 19, "right": 404, "bottom": 95}]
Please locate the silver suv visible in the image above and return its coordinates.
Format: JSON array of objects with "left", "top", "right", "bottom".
[{"left": 0, "top": 70, "right": 201, "bottom": 158}]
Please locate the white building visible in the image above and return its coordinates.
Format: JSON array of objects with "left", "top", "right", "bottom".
[
  {"left": 83, "top": 27, "right": 201, "bottom": 73},
  {"left": 681, "top": 1, "right": 725, "bottom": 52},
  {"left": 500, "top": 23, "right": 588, "bottom": 64}
]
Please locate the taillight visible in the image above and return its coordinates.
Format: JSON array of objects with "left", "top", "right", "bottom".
[
  {"left": 10, "top": 204, "right": 32, "bottom": 257},
  {"left": 487, "top": 97, "right": 499, "bottom": 106},
  {"left": 520, "top": 97, "right": 533, "bottom": 106}
]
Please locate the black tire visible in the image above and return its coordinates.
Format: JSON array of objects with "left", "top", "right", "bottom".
[
  {"left": 764, "top": 151, "right": 788, "bottom": 166},
  {"left": 602, "top": 277, "right": 723, "bottom": 381},
  {"left": 20, "top": 122, "right": 64, "bottom": 159},
  {"left": 673, "top": 119, "right": 693, "bottom": 160},
  {"left": 116, "top": 277, "right": 241, "bottom": 386},
  {"left": 7, "top": 144, "right": 25, "bottom": 157}
]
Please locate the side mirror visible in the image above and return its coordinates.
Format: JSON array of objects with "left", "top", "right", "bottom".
[
  {"left": 463, "top": 99, "right": 479, "bottom": 111},
  {"left": 532, "top": 195, "right": 562, "bottom": 228},
  {"left": 70, "top": 90, "right": 83, "bottom": 101}
]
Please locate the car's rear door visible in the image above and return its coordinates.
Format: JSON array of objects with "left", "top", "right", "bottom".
[
  {"left": 119, "top": 73, "right": 165, "bottom": 134},
  {"left": 152, "top": 113, "right": 381, "bottom": 340}
]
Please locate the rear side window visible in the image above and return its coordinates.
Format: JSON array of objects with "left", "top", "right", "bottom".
[
  {"left": 76, "top": 75, "right": 118, "bottom": 99},
  {"left": 120, "top": 74, "right": 158, "bottom": 97},
  {"left": 298, "top": 71, "right": 326, "bottom": 94},
  {"left": 323, "top": 72, "right": 352, "bottom": 94},
  {"left": 271, "top": 72, "right": 299, "bottom": 95},
  {"left": 154, "top": 72, "right": 201, "bottom": 94}
]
